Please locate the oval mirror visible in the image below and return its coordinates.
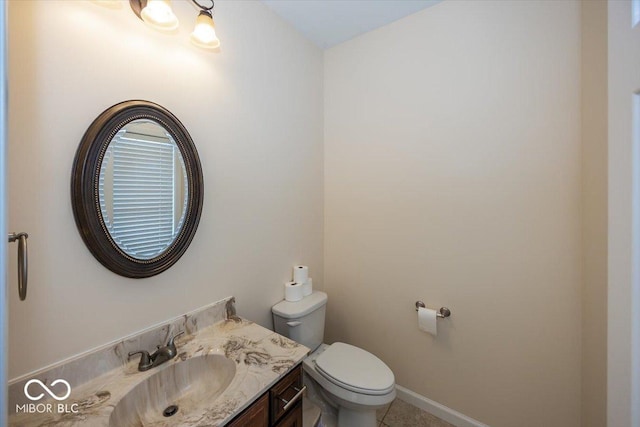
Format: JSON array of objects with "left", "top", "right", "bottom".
[{"left": 72, "top": 100, "right": 203, "bottom": 278}]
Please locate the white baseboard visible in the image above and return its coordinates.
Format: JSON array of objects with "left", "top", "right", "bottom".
[{"left": 395, "top": 385, "right": 490, "bottom": 427}]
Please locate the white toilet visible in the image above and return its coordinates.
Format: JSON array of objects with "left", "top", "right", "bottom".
[{"left": 272, "top": 291, "right": 396, "bottom": 427}]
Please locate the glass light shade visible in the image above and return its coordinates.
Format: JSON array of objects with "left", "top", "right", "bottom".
[
  {"left": 140, "top": 0, "right": 179, "bottom": 31},
  {"left": 190, "top": 11, "right": 220, "bottom": 49}
]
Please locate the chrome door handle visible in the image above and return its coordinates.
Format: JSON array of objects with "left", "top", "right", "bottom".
[
  {"left": 279, "top": 385, "right": 306, "bottom": 412},
  {"left": 8, "top": 232, "right": 28, "bottom": 301}
]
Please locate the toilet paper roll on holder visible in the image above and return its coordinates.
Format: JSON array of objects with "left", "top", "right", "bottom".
[{"left": 415, "top": 301, "right": 451, "bottom": 318}]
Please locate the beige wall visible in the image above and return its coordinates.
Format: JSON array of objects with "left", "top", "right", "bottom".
[
  {"left": 580, "top": 1, "right": 608, "bottom": 426},
  {"left": 324, "top": 1, "right": 582, "bottom": 426},
  {"left": 7, "top": 0, "right": 323, "bottom": 379}
]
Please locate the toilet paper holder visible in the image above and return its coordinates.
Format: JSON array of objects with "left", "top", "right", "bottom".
[{"left": 415, "top": 301, "right": 451, "bottom": 318}]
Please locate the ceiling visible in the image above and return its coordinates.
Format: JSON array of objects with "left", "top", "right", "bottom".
[{"left": 261, "top": 0, "right": 442, "bottom": 49}]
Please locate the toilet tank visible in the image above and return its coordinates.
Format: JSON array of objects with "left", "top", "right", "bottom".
[{"left": 272, "top": 291, "right": 327, "bottom": 352}]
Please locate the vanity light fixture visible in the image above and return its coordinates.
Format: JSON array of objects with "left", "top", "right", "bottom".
[
  {"left": 129, "top": 0, "right": 220, "bottom": 50},
  {"left": 130, "top": 0, "right": 179, "bottom": 31},
  {"left": 190, "top": 2, "right": 220, "bottom": 49}
]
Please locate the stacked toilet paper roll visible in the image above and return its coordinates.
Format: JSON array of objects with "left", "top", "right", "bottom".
[
  {"left": 285, "top": 265, "right": 313, "bottom": 300},
  {"left": 303, "top": 278, "right": 312, "bottom": 297},
  {"left": 293, "top": 265, "right": 308, "bottom": 283},
  {"left": 284, "top": 281, "right": 304, "bottom": 302}
]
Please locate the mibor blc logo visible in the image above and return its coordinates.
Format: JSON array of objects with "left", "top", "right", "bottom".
[
  {"left": 24, "top": 379, "right": 71, "bottom": 401},
  {"left": 15, "top": 378, "right": 79, "bottom": 415}
]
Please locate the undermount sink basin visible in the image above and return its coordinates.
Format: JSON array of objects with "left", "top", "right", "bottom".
[{"left": 109, "top": 354, "right": 236, "bottom": 426}]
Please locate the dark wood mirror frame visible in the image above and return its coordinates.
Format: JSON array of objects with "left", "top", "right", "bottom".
[{"left": 71, "top": 100, "right": 204, "bottom": 278}]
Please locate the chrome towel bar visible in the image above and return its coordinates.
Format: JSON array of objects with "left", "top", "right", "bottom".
[{"left": 415, "top": 301, "right": 451, "bottom": 318}]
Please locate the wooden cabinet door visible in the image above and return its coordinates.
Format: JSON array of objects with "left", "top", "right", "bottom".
[
  {"left": 273, "top": 400, "right": 303, "bottom": 427},
  {"left": 226, "top": 393, "right": 269, "bottom": 427},
  {"left": 270, "top": 365, "right": 303, "bottom": 424}
]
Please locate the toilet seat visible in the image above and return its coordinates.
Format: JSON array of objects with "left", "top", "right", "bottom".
[{"left": 314, "top": 342, "right": 395, "bottom": 396}]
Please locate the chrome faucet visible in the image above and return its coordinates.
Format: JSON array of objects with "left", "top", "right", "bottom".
[{"left": 128, "top": 331, "right": 184, "bottom": 372}]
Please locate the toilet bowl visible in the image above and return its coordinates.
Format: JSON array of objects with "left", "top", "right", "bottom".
[
  {"left": 304, "top": 343, "right": 396, "bottom": 426},
  {"left": 272, "top": 291, "right": 396, "bottom": 427}
]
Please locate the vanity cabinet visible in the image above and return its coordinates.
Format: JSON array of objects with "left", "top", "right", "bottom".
[
  {"left": 272, "top": 401, "right": 302, "bottom": 427},
  {"left": 226, "top": 364, "right": 303, "bottom": 427},
  {"left": 226, "top": 394, "right": 269, "bottom": 427},
  {"left": 270, "top": 364, "right": 303, "bottom": 427}
]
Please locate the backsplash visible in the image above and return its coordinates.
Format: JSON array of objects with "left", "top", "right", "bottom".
[{"left": 8, "top": 296, "right": 234, "bottom": 413}]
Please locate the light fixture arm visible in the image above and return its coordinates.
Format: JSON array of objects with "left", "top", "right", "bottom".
[{"left": 191, "top": 0, "right": 214, "bottom": 12}]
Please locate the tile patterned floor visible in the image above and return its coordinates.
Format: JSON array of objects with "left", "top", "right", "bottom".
[{"left": 376, "top": 399, "right": 456, "bottom": 427}]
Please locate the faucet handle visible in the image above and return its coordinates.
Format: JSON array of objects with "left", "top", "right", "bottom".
[
  {"left": 166, "top": 331, "right": 185, "bottom": 348},
  {"left": 128, "top": 350, "right": 153, "bottom": 371},
  {"left": 163, "top": 331, "right": 185, "bottom": 360}
]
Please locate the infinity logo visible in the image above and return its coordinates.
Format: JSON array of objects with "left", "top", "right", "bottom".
[{"left": 24, "top": 379, "right": 71, "bottom": 401}]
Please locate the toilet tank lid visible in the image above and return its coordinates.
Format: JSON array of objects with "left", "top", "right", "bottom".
[{"left": 272, "top": 291, "right": 328, "bottom": 319}]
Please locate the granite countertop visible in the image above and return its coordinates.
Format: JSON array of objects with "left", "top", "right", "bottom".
[{"left": 9, "top": 316, "right": 309, "bottom": 427}]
